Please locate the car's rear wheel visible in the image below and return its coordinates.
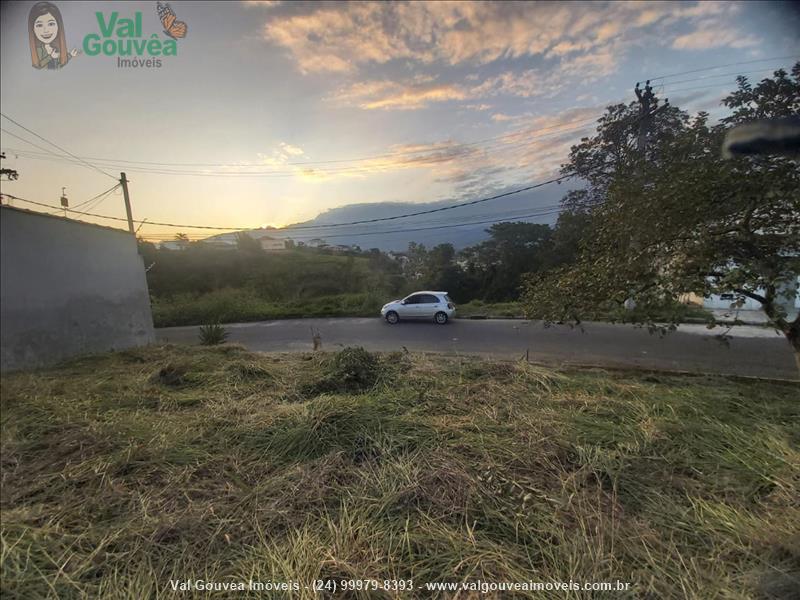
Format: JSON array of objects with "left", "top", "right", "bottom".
[
  {"left": 385, "top": 311, "right": 399, "bottom": 324},
  {"left": 434, "top": 311, "right": 448, "bottom": 324}
]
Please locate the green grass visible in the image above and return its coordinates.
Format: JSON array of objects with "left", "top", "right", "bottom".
[
  {"left": 152, "top": 289, "right": 385, "bottom": 327},
  {"left": 457, "top": 300, "right": 524, "bottom": 318},
  {"left": 2, "top": 346, "right": 798, "bottom": 598}
]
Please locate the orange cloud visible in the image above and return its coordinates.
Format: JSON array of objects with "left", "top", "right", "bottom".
[
  {"left": 329, "top": 79, "right": 468, "bottom": 110},
  {"left": 672, "top": 28, "right": 759, "bottom": 50},
  {"left": 260, "top": 2, "right": 742, "bottom": 74}
]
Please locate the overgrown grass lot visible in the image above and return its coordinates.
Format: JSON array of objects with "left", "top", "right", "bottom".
[
  {"left": 152, "top": 290, "right": 385, "bottom": 327},
  {"left": 1, "top": 346, "right": 798, "bottom": 598}
]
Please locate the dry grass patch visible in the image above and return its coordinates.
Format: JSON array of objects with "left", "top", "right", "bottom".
[{"left": 1, "top": 345, "right": 798, "bottom": 598}]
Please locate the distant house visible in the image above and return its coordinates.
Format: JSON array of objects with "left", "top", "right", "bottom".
[
  {"left": 682, "top": 274, "right": 800, "bottom": 313},
  {"left": 307, "top": 238, "right": 328, "bottom": 248},
  {"left": 702, "top": 276, "right": 800, "bottom": 311},
  {"left": 255, "top": 235, "right": 289, "bottom": 252},
  {"left": 158, "top": 240, "right": 186, "bottom": 251},
  {"left": 387, "top": 251, "right": 409, "bottom": 266},
  {"left": 199, "top": 238, "right": 237, "bottom": 250}
]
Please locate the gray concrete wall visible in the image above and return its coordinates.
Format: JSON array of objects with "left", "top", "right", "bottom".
[{"left": 1, "top": 207, "right": 155, "bottom": 371}]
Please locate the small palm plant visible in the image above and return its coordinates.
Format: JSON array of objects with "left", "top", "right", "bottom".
[{"left": 199, "top": 323, "right": 229, "bottom": 345}]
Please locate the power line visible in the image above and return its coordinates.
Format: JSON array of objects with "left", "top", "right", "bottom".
[
  {"left": 71, "top": 184, "right": 121, "bottom": 215},
  {"left": 656, "top": 67, "right": 787, "bottom": 88},
  {"left": 1, "top": 118, "right": 599, "bottom": 177},
  {"left": 139, "top": 207, "right": 566, "bottom": 242},
  {"left": 1, "top": 115, "right": 599, "bottom": 170},
  {"left": 0, "top": 113, "right": 117, "bottom": 181},
  {"left": 71, "top": 183, "right": 121, "bottom": 210},
  {"left": 0, "top": 170, "right": 583, "bottom": 233},
  {"left": 295, "top": 209, "right": 564, "bottom": 240},
  {"left": 661, "top": 81, "right": 760, "bottom": 94},
  {"left": 282, "top": 174, "right": 577, "bottom": 231},
  {"left": 1, "top": 127, "right": 70, "bottom": 160},
  {"left": 641, "top": 55, "right": 798, "bottom": 83}
]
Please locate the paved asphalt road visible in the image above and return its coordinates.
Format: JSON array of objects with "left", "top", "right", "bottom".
[{"left": 157, "top": 318, "right": 799, "bottom": 380}]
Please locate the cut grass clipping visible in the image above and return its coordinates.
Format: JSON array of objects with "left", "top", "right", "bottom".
[{"left": 1, "top": 345, "right": 798, "bottom": 598}]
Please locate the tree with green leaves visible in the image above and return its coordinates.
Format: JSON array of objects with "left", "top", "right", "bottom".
[
  {"left": 522, "top": 64, "right": 800, "bottom": 367},
  {"left": 235, "top": 232, "right": 263, "bottom": 254},
  {"left": 460, "top": 222, "right": 552, "bottom": 301}
]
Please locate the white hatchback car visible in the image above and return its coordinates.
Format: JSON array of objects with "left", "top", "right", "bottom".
[{"left": 381, "top": 291, "right": 456, "bottom": 324}]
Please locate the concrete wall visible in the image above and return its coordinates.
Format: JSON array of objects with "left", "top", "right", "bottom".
[{"left": 1, "top": 207, "right": 155, "bottom": 371}]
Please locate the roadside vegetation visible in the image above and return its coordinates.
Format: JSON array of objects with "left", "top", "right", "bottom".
[
  {"left": 143, "top": 231, "right": 713, "bottom": 327},
  {"left": 152, "top": 289, "right": 385, "bottom": 327},
  {"left": 141, "top": 222, "right": 578, "bottom": 327},
  {"left": 2, "top": 345, "right": 797, "bottom": 598},
  {"left": 142, "top": 245, "right": 403, "bottom": 327},
  {"left": 522, "top": 65, "right": 800, "bottom": 364}
]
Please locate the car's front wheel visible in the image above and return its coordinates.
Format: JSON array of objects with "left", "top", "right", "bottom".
[
  {"left": 434, "top": 311, "right": 448, "bottom": 324},
  {"left": 385, "top": 311, "right": 399, "bottom": 324}
]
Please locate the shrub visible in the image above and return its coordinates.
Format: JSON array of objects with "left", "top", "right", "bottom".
[
  {"left": 198, "top": 323, "right": 229, "bottom": 346},
  {"left": 300, "top": 346, "right": 383, "bottom": 397},
  {"left": 330, "top": 346, "right": 380, "bottom": 391}
]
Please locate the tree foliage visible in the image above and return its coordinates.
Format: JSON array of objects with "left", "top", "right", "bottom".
[
  {"left": 0, "top": 152, "right": 19, "bottom": 181},
  {"left": 522, "top": 65, "right": 800, "bottom": 361}
]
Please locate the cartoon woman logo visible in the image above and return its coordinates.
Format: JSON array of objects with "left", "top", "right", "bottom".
[{"left": 28, "top": 2, "right": 80, "bottom": 70}]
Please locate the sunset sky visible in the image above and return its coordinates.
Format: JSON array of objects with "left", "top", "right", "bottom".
[{"left": 0, "top": 0, "right": 798, "bottom": 241}]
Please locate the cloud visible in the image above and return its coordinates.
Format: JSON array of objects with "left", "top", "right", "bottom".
[
  {"left": 260, "top": 2, "right": 748, "bottom": 74},
  {"left": 329, "top": 44, "right": 619, "bottom": 112},
  {"left": 662, "top": 1, "right": 760, "bottom": 50},
  {"left": 672, "top": 29, "right": 759, "bottom": 50},
  {"left": 470, "top": 49, "right": 617, "bottom": 102},
  {"left": 292, "top": 103, "right": 604, "bottom": 191},
  {"left": 257, "top": 142, "right": 306, "bottom": 166},
  {"left": 329, "top": 79, "right": 468, "bottom": 110},
  {"left": 491, "top": 113, "right": 516, "bottom": 122}
]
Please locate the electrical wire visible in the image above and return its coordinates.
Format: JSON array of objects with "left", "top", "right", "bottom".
[
  {"left": 640, "top": 55, "right": 798, "bottom": 83},
  {"left": 1, "top": 115, "right": 600, "bottom": 171},
  {"left": 1, "top": 118, "right": 599, "bottom": 178},
  {"left": 71, "top": 185, "right": 121, "bottom": 216},
  {"left": 130, "top": 206, "right": 567, "bottom": 242},
  {"left": 0, "top": 113, "right": 117, "bottom": 181},
  {"left": 0, "top": 165, "right": 593, "bottom": 233},
  {"left": 655, "top": 67, "right": 789, "bottom": 88},
  {"left": 71, "top": 183, "right": 121, "bottom": 210}
]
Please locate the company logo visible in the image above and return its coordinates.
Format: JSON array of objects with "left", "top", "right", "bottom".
[
  {"left": 157, "top": 2, "right": 187, "bottom": 40},
  {"left": 28, "top": 2, "right": 81, "bottom": 69},
  {"left": 29, "top": 2, "right": 187, "bottom": 70}
]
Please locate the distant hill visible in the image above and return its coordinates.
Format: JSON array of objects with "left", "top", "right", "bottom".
[{"left": 210, "top": 182, "right": 577, "bottom": 252}]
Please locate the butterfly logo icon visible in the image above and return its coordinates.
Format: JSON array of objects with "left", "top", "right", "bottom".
[{"left": 157, "top": 2, "right": 187, "bottom": 40}]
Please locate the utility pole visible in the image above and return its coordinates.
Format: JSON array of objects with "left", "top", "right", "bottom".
[
  {"left": 119, "top": 172, "right": 134, "bottom": 234},
  {"left": 634, "top": 80, "right": 669, "bottom": 154}
]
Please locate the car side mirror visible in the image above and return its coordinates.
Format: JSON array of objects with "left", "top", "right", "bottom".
[{"left": 401, "top": 300, "right": 407, "bottom": 305}]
